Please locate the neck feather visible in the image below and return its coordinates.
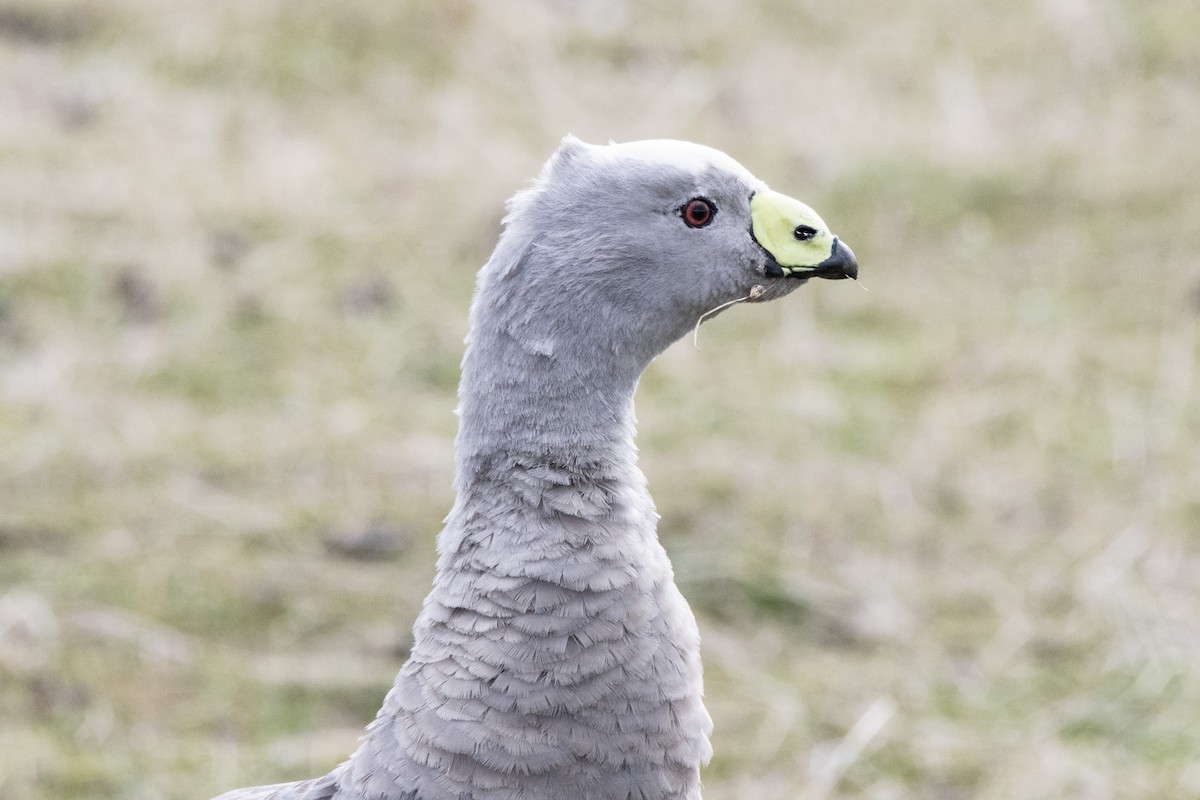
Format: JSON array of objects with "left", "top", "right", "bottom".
[
  {"left": 444, "top": 316, "right": 652, "bottom": 566},
  {"left": 343, "top": 264, "right": 713, "bottom": 800}
]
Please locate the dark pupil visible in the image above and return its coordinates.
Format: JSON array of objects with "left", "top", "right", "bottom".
[
  {"left": 794, "top": 225, "right": 816, "bottom": 240},
  {"left": 688, "top": 201, "right": 709, "bottom": 224}
]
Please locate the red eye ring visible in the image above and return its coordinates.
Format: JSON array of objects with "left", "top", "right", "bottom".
[{"left": 682, "top": 197, "right": 716, "bottom": 228}]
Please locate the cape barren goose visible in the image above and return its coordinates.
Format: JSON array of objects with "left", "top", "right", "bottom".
[{"left": 214, "top": 136, "right": 858, "bottom": 800}]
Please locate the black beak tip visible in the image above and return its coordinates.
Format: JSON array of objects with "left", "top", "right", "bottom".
[
  {"left": 820, "top": 238, "right": 858, "bottom": 280},
  {"left": 841, "top": 252, "right": 859, "bottom": 280},
  {"left": 764, "top": 238, "right": 859, "bottom": 281}
]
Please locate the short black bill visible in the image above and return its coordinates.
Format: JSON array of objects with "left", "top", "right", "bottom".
[
  {"left": 763, "top": 237, "right": 859, "bottom": 281},
  {"left": 804, "top": 237, "right": 858, "bottom": 280}
]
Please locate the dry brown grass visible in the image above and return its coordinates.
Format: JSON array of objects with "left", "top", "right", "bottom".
[{"left": 2, "top": 1, "right": 1199, "bottom": 798}]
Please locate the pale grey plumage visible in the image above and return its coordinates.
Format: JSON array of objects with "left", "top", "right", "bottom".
[{"left": 214, "top": 137, "right": 857, "bottom": 800}]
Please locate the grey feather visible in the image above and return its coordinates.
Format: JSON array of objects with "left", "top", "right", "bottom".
[{"left": 213, "top": 137, "right": 839, "bottom": 800}]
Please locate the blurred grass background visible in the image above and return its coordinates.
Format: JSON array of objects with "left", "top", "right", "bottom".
[{"left": 2, "top": 0, "right": 1199, "bottom": 798}]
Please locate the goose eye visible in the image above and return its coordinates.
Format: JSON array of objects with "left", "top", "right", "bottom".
[
  {"left": 794, "top": 225, "right": 818, "bottom": 241},
  {"left": 682, "top": 198, "right": 716, "bottom": 228}
]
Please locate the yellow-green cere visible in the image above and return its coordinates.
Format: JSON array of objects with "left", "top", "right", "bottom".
[{"left": 750, "top": 189, "right": 836, "bottom": 274}]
